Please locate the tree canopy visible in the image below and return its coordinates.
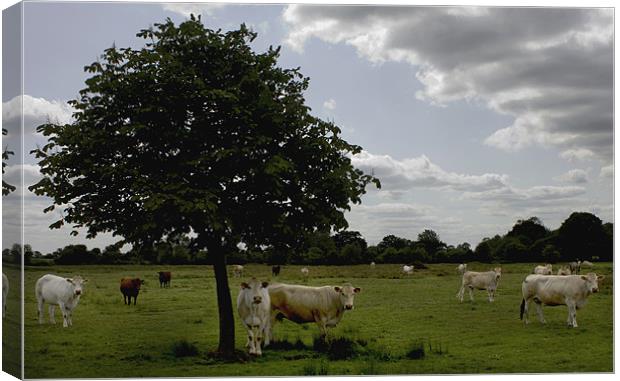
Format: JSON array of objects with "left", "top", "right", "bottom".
[{"left": 29, "top": 16, "right": 378, "bottom": 355}]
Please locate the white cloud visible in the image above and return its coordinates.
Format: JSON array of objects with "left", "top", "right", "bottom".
[
  {"left": 559, "top": 148, "right": 596, "bottom": 162},
  {"left": 3, "top": 95, "right": 74, "bottom": 134},
  {"left": 283, "top": 6, "right": 613, "bottom": 164},
  {"left": 351, "top": 150, "right": 508, "bottom": 193},
  {"left": 554, "top": 169, "right": 589, "bottom": 184},
  {"left": 323, "top": 98, "right": 337, "bottom": 110},
  {"left": 162, "top": 2, "right": 226, "bottom": 18},
  {"left": 600, "top": 165, "right": 613, "bottom": 179}
]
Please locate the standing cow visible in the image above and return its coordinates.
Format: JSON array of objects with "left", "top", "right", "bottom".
[
  {"left": 456, "top": 263, "right": 467, "bottom": 274},
  {"left": 268, "top": 282, "right": 361, "bottom": 338},
  {"left": 569, "top": 260, "right": 582, "bottom": 275},
  {"left": 237, "top": 278, "right": 271, "bottom": 356},
  {"left": 158, "top": 271, "right": 171, "bottom": 288},
  {"left": 36, "top": 274, "right": 87, "bottom": 328},
  {"left": 402, "top": 265, "right": 414, "bottom": 275},
  {"left": 557, "top": 266, "right": 571, "bottom": 276},
  {"left": 271, "top": 265, "right": 281, "bottom": 277},
  {"left": 457, "top": 268, "right": 502, "bottom": 302},
  {"left": 2, "top": 273, "right": 8, "bottom": 318},
  {"left": 300, "top": 267, "right": 309, "bottom": 281},
  {"left": 233, "top": 265, "right": 244, "bottom": 278},
  {"left": 120, "top": 278, "right": 145, "bottom": 305},
  {"left": 520, "top": 273, "right": 604, "bottom": 327},
  {"left": 533, "top": 264, "right": 553, "bottom": 275}
]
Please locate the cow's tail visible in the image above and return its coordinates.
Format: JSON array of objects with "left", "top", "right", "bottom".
[{"left": 519, "top": 298, "right": 525, "bottom": 320}]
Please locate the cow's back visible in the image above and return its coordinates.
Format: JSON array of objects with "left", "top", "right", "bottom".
[
  {"left": 523, "top": 275, "right": 584, "bottom": 305},
  {"left": 36, "top": 274, "right": 68, "bottom": 303},
  {"left": 269, "top": 284, "right": 336, "bottom": 323}
]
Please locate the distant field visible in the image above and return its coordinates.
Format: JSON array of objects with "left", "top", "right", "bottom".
[{"left": 17, "top": 262, "right": 613, "bottom": 377}]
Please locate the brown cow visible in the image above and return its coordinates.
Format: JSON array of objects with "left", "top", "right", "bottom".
[
  {"left": 120, "top": 278, "right": 144, "bottom": 306},
  {"left": 158, "top": 271, "right": 171, "bottom": 288}
]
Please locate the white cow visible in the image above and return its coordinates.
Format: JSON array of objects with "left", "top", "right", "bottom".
[
  {"left": 237, "top": 278, "right": 271, "bottom": 356},
  {"left": 569, "top": 261, "right": 582, "bottom": 275},
  {"left": 557, "top": 266, "right": 571, "bottom": 276},
  {"left": 520, "top": 273, "right": 604, "bottom": 327},
  {"left": 456, "top": 263, "right": 467, "bottom": 274},
  {"left": 533, "top": 264, "right": 553, "bottom": 275},
  {"left": 581, "top": 260, "right": 593, "bottom": 268},
  {"left": 2, "top": 273, "right": 8, "bottom": 318},
  {"left": 370, "top": 262, "right": 376, "bottom": 268},
  {"left": 232, "top": 265, "right": 244, "bottom": 278},
  {"left": 300, "top": 267, "right": 309, "bottom": 281},
  {"left": 402, "top": 265, "right": 414, "bottom": 275},
  {"left": 268, "top": 282, "right": 361, "bottom": 337},
  {"left": 457, "top": 268, "right": 502, "bottom": 302},
  {"left": 36, "top": 274, "right": 87, "bottom": 327}
]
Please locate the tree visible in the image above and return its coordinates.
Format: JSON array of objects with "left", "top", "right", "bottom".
[
  {"left": 2, "top": 128, "right": 16, "bottom": 196},
  {"left": 506, "top": 217, "right": 549, "bottom": 246},
  {"left": 377, "top": 235, "right": 410, "bottom": 251},
  {"left": 557, "top": 212, "right": 607, "bottom": 261},
  {"left": 416, "top": 229, "right": 446, "bottom": 260},
  {"left": 29, "top": 17, "right": 378, "bottom": 356}
]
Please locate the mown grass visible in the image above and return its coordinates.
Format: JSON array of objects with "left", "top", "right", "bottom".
[{"left": 18, "top": 262, "right": 613, "bottom": 377}]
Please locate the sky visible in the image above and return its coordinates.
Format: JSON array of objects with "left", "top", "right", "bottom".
[{"left": 1, "top": 0, "right": 615, "bottom": 254}]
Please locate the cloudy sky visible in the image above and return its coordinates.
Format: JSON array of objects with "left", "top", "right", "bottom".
[{"left": 1, "top": 1, "right": 614, "bottom": 254}]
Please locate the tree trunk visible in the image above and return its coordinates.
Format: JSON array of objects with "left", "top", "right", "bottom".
[{"left": 210, "top": 243, "right": 236, "bottom": 356}]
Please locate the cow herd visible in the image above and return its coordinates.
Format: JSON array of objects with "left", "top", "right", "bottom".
[{"left": 3, "top": 260, "right": 606, "bottom": 359}]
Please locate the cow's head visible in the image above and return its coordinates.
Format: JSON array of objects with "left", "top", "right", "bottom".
[
  {"left": 334, "top": 284, "right": 361, "bottom": 310},
  {"left": 493, "top": 267, "right": 502, "bottom": 282},
  {"left": 66, "top": 276, "right": 87, "bottom": 296},
  {"left": 241, "top": 278, "right": 269, "bottom": 304},
  {"left": 133, "top": 278, "right": 144, "bottom": 290},
  {"left": 581, "top": 273, "right": 604, "bottom": 293}
]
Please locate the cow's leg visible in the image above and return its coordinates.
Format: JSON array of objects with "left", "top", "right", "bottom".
[
  {"left": 456, "top": 285, "right": 465, "bottom": 302},
  {"left": 58, "top": 302, "right": 69, "bottom": 327},
  {"left": 246, "top": 325, "right": 257, "bottom": 355},
  {"left": 262, "top": 320, "right": 271, "bottom": 347},
  {"left": 534, "top": 301, "right": 546, "bottom": 324},
  {"left": 67, "top": 309, "right": 73, "bottom": 326},
  {"left": 468, "top": 286, "right": 474, "bottom": 302},
  {"left": 566, "top": 301, "right": 577, "bottom": 327},
  {"left": 253, "top": 326, "right": 263, "bottom": 356},
  {"left": 134, "top": 295, "right": 138, "bottom": 305},
  {"left": 522, "top": 299, "right": 530, "bottom": 324},
  {"left": 487, "top": 287, "right": 494, "bottom": 302},
  {"left": 37, "top": 298, "right": 45, "bottom": 324},
  {"left": 48, "top": 305, "right": 56, "bottom": 324}
]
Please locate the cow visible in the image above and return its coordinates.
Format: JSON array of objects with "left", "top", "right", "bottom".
[
  {"left": 2, "top": 273, "right": 8, "bottom": 318},
  {"left": 237, "top": 278, "right": 271, "bottom": 356},
  {"left": 456, "top": 263, "right": 467, "bottom": 274},
  {"left": 301, "top": 267, "right": 309, "bottom": 281},
  {"left": 233, "top": 265, "right": 244, "bottom": 278},
  {"left": 370, "top": 262, "right": 376, "bottom": 268},
  {"left": 569, "top": 260, "right": 582, "bottom": 275},
  {"left": 457, "top": 268, "right": 502, "bottom": 302},
  {"left": 557, "top": 266, "right": 571, "bottom": 276},
  {"left": 402, "top": 265, "right": 414, "bottom": 275},
  {"left": 533, "top": 264, "right": 553, "bottom": 275},
  {"left": 272, "top": 265, "right": 281, "bottom": 277},
  {"left": 120, "top": 278, "right": 145, "bottom": 305},
  {"left": 158, "top": 271, "right": 171, "bottom": 288},
  {"left": 520, "top": 273, "right": 604, "bottom": 327},
  {"left": 581, "top": 260, "right": 593, "bottom": 268},
  {"left": 35, "top": 274, "right": 87, "bottom": 328},
  {"left": 267, "top": 282, "right": 361, "bottom": 338}
]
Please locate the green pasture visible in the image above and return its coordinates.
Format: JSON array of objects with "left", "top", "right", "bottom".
[{"left": 15, "top": 262, "right": 613, "bottom": 377}]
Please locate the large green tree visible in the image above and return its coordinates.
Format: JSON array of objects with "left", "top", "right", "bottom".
[{"left": 30, "top": 17, "right": 378, "bottom": 355}]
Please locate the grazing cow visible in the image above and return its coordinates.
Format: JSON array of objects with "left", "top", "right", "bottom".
[
  {"left": 557, "top": 266, "right": 571, "bottom": 276},
  {"left": 301, "top": 267, "right": 309, "bottom": 281},
  {"left": 456, "top": 263, "right": 467, "bottom": 274},
  {"left": 569, "top": 261, "right": 582, "bottom": 275},
  {"left": 457, "top": 268, "right": 502, "bottom": 302},
  {"left": 158, "top": 271, "right": 171, "bottom": 288},
  {"left": 268, "top": 282, "right": 361, "bottom": 337},
  {"left": 533, "top": 264, "right": 553, "bottom": 275},
  {"left": 120, "top": 278, "right": 145, "bottom": 305},
  {"left": 520, "top": 273, "right": 604, "bottom": 327},
  {"left": 233, "top": 265, "right": 244, "bottom": 278},
  {"left": 581, "top": 260, "right": 593, "bottom": 268},
  {"left": 2, "top": 273, "right": 8, "bottom": 318},
  {"left": 402, "top": 265, "right": 414, "bottom": 275},
  {"left": 272, "top": 265, "right": 281, "bottom": 277},
  {"left": 35, "top": 274, "right": 87, "bottom": 328},
  {"left": 237, "top": 278, "right": 271, "bottom": 356}
]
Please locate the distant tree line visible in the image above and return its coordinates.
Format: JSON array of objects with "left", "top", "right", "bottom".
[{"left": 8, "top": 211, "right": 612, "bottom": 266}]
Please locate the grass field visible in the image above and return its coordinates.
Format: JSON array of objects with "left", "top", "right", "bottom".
[{"left": 13, "top": 262, "right": 614, "bottom": 377}]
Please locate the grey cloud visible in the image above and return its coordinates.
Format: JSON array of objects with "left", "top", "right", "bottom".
[{"left": 283, "top": 6, "right": 613, "bottom": 164}]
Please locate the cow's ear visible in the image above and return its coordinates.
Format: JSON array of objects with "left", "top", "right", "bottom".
[
  {"left": 261, "top": 281, "right": 269, "bottom": 288},
  {"left": 334, "top": 286, "right": 341, "bottom": 293},
  {"left": 66, "top": 278, "right": 74, "bottom": 284},
  {"left": 240, "top": 282, "right": 249, "bottom": 289},
  {"left": 354, "top": 287, "right": 361, "bottom": 293},
  {"left": 580, "top": 275, "right": 588, "bottom": 281},
  {"left": 597, "top": 275, "right": 605, "bottom": 281}
]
